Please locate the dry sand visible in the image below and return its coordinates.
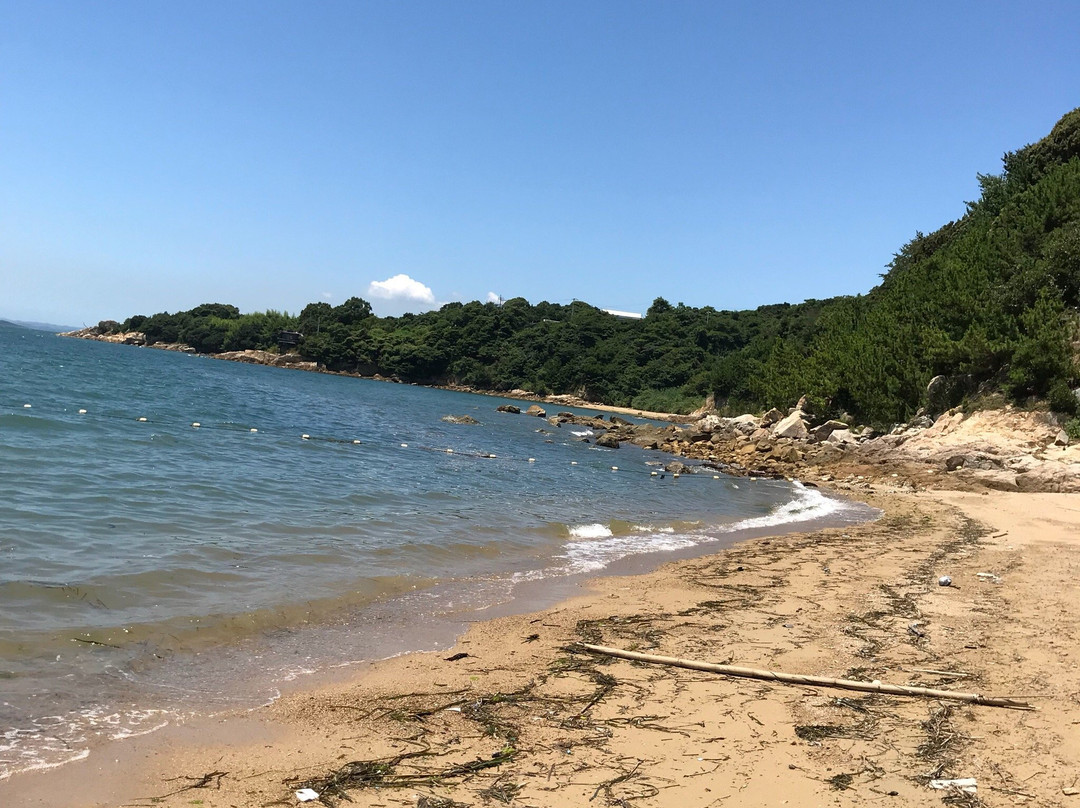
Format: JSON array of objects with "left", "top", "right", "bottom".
[{"left": 4, "top": 487, "right": 1079, "bottom": 808}]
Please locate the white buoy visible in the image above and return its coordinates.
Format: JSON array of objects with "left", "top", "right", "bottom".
[
  {"left": 301, "top": 434, "right": 310, "bottom": 440},
  {"left": 650, "top": 471, "right": 658, "bottom": 476},
  {"left": 673, "top": 473, "right": 680, "bottom": 479},
  {"left": 23, "top": 404, "right": 31, "bottom": 408},
  {"left": 137, "top": 416, "right": 147, "bottom": 422},
  {"left": 446, "top": 448, "right": 453, "bottom": 453},
  {"left": 611, "top": 466, "right": 618, "bottom": 471},
  {"left": 401, "top": 443, "right": 408, "bottom": 448},
  {"left": 713, "top": 475, "right": 720, "bottom": 480},
  {"left": 250, "top": 428, "right": 258, "bottom": 433},
  {"left": 191, "top": 422, "right": 200, "bottom": 428},
  {"left": 78, "top": 409, "right": 87, "bottom": 414},
  {"left": 352, "top": 439, "right": 361, "bottom": 444},
  {"left": 570, "top": 461, "right": 578, "bottom": 465},
  {"left": 528, "top": 457, "right": 536, "bottom": 462}
]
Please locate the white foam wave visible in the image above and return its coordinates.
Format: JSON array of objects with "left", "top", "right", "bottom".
[
  {"left": 568, "top": 523, "right": 612, "bottom": 539},
  {"left": 570, "top": 429, "right": 594, "bottom": 437},
  {"left": 563, "top": 531, "right": 698, "bottom": 574},
  {"left": 632, "top": 524, "right": 675, "bottom": 533},
  {"left": 720, "top": 482, "right": 848, "bottom": 532}
]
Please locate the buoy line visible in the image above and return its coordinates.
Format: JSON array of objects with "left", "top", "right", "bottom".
[{"left": 0, "top": 399, "right": 740, "bottom": 482}]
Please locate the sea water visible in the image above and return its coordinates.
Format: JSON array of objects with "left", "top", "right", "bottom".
[{"left": 0, "top": 321, "right": 873, "bottom": 777}]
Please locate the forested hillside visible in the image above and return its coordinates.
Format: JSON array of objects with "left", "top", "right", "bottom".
[{"left": 105, "top": 108, "right": 1080, "bottom": 425}]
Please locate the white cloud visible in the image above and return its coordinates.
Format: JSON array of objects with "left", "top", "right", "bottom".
[
  {"left": 366, "top": 274, "right": 436, "bottom": 304},
  {"left": 486, "top": 291, "right": 501, "bottom": 304},
  {"left": 321, "top": 291, "right": 333, "bottom": 300}
]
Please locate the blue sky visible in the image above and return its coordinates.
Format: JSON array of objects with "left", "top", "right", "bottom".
[{"left": 2, "top": 1, "right": 1077, "bottom": 326}]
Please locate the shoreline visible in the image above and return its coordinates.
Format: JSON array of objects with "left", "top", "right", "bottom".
[{"left": 5, "top": 484, "right": 1080, "bottom": 807}]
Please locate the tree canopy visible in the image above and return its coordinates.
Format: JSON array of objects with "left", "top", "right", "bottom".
[{"left": 115, "top": 108, "right": 1080, "bottom": 425}]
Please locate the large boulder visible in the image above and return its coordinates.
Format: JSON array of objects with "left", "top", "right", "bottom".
[
  {"left": 442, "top": 414, "right": 479, "bottom": 425},
  {"left": 825, "top": 429, "right": 857, "bottom": 446},
  {"left": 761, "top": 408, "right": 784, "bottom": 426},
  {"left": 810, "top": 420, "right": 849, "bottom": 442},
  {"left": 526, "top": 404, "right": 547, "bottom": 418},
  {"left": 595, "top": 433, "right": 620, "bottom": 449},
  {"left": 496, "top": 404, "right": 521, "bottom": 414},
  {"left": 773, "top": 410, "right": 809, "bottom": 440},
  {"left": 609, "top": 415, "right": 633, "bottom": 426}
]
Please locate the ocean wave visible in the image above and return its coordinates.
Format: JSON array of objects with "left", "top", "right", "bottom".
[
  {"left": 718, "top": 482, "right": 850, "bottom": 532},
  {"left": 567, "top": 523, "right": 612, "bottom": 539},
  {"left": 570, "top": 429, "right": 594, "bottom": 437},
  {"left": 563, "top": 530, "right": 699, "bottom": 574}
]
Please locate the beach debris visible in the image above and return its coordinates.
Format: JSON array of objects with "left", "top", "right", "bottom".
[
  {"left": 523, "top": 633, "right": 540, "bottom": 643},
  {"left": 444, "top": 652, "right": 470, "bottom": 662},
  {"left": 576, "top": 644, "right": 1033, "bottom": 708},
  {"left": 908, "top": 620, "right": 926, "bottom": 639},
  {"left": 295, "top": 787, "right": 321, "bottom": 801},
  {"left": 1064, "top": 786, "right": 1080, "bottom": 796},
  {"left": 977, "top": 571, "right": 1002, "bottom": 583},
  {"left": 937, "top": 575, "right": 953, "bottom": 587},
  {"left": 929, "top": 777, "right": 977, "bottom": 794}
]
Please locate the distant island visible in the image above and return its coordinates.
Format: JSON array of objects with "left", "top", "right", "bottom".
[{"left": 69, "top": 108, "right": 1080, "bottom": 433}]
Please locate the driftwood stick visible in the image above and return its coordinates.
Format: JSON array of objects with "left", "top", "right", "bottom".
[{"left": 577, "top": 644, "right": 1033, "bottom": 710}]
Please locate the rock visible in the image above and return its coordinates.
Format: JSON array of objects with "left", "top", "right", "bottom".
[
  {"left": 595, "top": 433, "right": 620, "bottom": 449},
  {"left": 609, "top": 415, "right": 633, "bottom": 426},
  {"left": 665, "top": 461, "right": 691, "bottom": 474},
  {"left": 441, "top": 414, "right": 479, "bottom": 425},
  {"left": 749, "top": 427, "right": 770, "bottom": 441},
  {"left": 945, "top": 454, "right": 967, "bottom": 471},
  {"left": 908, "top": 415, "right": 934, "bottom": 430},
  {"left": 525, "top": 404, "right": 547, "bottom": 418},
  {"left": 1015, "top": 463, "right": 1080, "bottom": 493},
  {"left": 697, "top": 414, "right": 724, "bottom": 432},
  {"left": 761, "top": 408, "right": 784, "bottom": 426},
  {"left": 810, "top": 420, "right": 848, "bottom": 442},
  {"left": 496, "top": 404, "right": 521, "bottom": 414},
  {"left": 825, "top": 429, "right": 857, "bottom": 445},
  {"left": 770, "top": 444, "right": 803, "bottom": 463},
  {"left": 773, "top": 410, "right": 809, "bottom": 440},
  {"left": 1055, "top": 429, "right": 1070, "bottom": 446}
]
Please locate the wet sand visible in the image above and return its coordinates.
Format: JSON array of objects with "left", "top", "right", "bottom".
[{"left": 4, "top": 484, "right": 1079, "bottom": 807}]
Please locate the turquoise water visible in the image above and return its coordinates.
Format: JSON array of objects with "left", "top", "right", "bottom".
[{"left": 0, "top": 321, "right": 871, "bottom": 777}]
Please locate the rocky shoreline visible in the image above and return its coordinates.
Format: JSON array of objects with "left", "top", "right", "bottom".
[{"left": 61, "top": 326, "right": 1080, "bottom": 493}]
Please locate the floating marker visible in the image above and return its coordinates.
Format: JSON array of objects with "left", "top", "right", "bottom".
[
  {"left": 650, "top": 471, "right": 658, "bottom": 476},
  {"left": 352, "top": 439, "right": 361, "bottom": 444},
  {"left": 713, "top": 475, "right": 720, "bottom": 479},
  {"left": 673, "top": 473, "right": 680, "bottom": 479},
  {"left": 250, "top": 428, "right": 257, "bottom": 433},
  {"left": 528, "top": 457, "right": 535, "bottom": 463},
  {"left": 611, "top": 466, "right": 618, "bottom": 471},
  {"left": 191, "top": 422, "right": 200, "bottom": 428},
  {"left": 137, "top": 416, "right": 147, "bottom": 422},
  {"left": 401, "top": 443, "right": 408, "bottom": 448},
  {"left": 570, "top": 461, "right": 578, "bottom": 465},
  {"left": 446, "top": 448, "right": 454, "bottom": 453},
  {"left": 78, "top": 409, "right": 87, "bottom": 414},
  {"left": 23, "top": 404, "right": 31, "bottom": 408},
  {"left": 301, "top": 434, "right": 310, "bottom": 440}
]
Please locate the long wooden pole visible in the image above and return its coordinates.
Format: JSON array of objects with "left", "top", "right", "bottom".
[{"left": 577, "top": 644, "right": 1033, "bottom": 710}]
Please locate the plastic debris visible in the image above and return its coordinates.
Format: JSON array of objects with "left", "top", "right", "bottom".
[
  {"left": 938, "top": 575, "right": 953, "bottom": 587},
  {"left": 977, "top": 572, "right": 1002, "bottom": 584},
  {"left": 929, "top": 778, "right": 976, "bottom": 794},
  {"left": 295, "top": 787, "right": 320, "bottom": 802}
]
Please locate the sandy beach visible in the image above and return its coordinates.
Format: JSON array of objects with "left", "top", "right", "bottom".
[{"left": 4, "top": 482, "right": 1078, "bottom": 808}]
